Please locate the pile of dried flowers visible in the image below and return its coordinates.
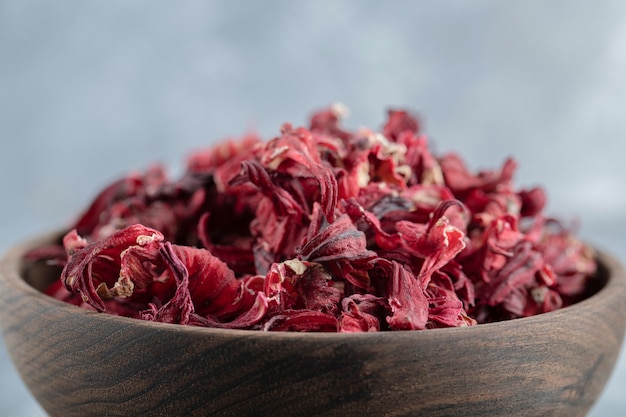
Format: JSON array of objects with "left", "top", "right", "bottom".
[{"left": 34, "top": 105, "right": 596, "bottom": 332}]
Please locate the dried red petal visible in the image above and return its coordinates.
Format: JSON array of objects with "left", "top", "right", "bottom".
[
  {"left": 518, "top": 187, "right": 547, "bottom": 217},
  {"left": 440, "top": 154, "right": 516, "bottom": 196},
  {"left": 426, "top": 272, "right": 476, "bottom": 328},
  {"left": 309, "top": 104, "right": 353, "bottom": 141},
  {"left": 170, "top": 244, "right": 239, "bottom": 318},
  {"left": 262, "top": 310, "right": 338, "bottom": 332},
  {"left": 382, "top": 109, "right": 420, "bottom": 141},
  {"left": 397, "top": 132, "right": 444, "bottom": 186},
  {"left": 339, "top": 294, "right": 384, "bottom": 332},
  {"left": 187, "top": 133, "right": 262, "bottom": 175},
  {"left": 397, "top": 200, "right": 468, "bottom": 286},
  {"left": 381, "top": 260, "right": 429, "bottom": 331},
  {"left": 264, "top": 259, "right": 342, "bottom": 315},
  {"left": 189, "top": 289, "right": 269, "bottom": 330},
  {"left": 73, "top": 175, "right": 144, "bottom": 236},
  {"left": 259, "top": 125, "right": 338, "bottom": 221},
  {"left": 141, "top": 242, "right": 194, "bottom": 325},
  {"left": 300, "top": 207, "right": 377, "bottom": 288},
  {"left": 60, "top": 225, "right": 165, "bottom": 311}
]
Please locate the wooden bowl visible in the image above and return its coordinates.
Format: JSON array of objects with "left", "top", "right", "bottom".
[{"left": 1, "top": 231, "right": 625, "bottom": 417}]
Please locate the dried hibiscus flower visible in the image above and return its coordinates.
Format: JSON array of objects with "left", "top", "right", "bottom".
[{"left": 33, "top": 105, "right": 597, "bottom": 332}]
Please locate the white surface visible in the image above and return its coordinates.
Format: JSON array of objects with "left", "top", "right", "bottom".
[{"left": 1, "top": 1, "right": 625, "bottom": 415}]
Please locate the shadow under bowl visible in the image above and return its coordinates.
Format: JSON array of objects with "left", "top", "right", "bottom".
[{"left": 0, "top": 230, "right": 625, "bottom": 417}]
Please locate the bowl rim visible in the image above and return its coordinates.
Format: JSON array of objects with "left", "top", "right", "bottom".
[{"left": 1, "top": 228, "right": 625, "bottom": 341}]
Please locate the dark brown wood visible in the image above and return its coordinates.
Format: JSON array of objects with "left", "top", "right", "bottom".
[{"left": 1, "top": 231, "right": 625, "bottom": 417}]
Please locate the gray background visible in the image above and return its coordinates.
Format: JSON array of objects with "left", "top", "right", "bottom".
[{"left": 1, "top": 1, "right": 625, "bottom": 415}]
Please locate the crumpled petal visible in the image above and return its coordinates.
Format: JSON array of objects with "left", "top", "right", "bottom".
[
  {"left": 300, "top": 205, "right": 377, "bottom": 288},
  {"left": 339, "top": 294, "right": 385, "bottom": 332},
  {"left": 141, "top": 242, "right": 194, "bottom": 325},
  {"left": 382, "top": 109, "right": 420, "bottom": 141},
  {"left": 397, "top": 200, "right": 468, "bottom": 286},
  {"left": 60, "top": 224, "right": 165, "bottom": 311},
  {"left": 262, "top": 310, "right": 338, "bottom": 332},
  {"left": 379, "top": 259, "right": 429, "bottom": 331},
  {"left": 426, "top": 272, "right": 476, "bottom": 328},
  {"left": 264, "top": 258, "right": 342, "bottom": 315}
]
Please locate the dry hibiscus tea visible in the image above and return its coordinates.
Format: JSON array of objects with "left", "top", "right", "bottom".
[{"left": 33, "top": 105, "right": 597, "bottom": 332}]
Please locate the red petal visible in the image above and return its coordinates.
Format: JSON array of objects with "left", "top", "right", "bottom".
[
  {"left": 141, "top": 242, "right": 194, "bottom": 325},
  {"left": 262, "top": 310, "right": 338, "bottom": 332},
  {"left": 382, "top": 109, "right": 420, "bottom": 141},
  {"left": 339, "top": 294, "right": 384, "bottom": 333},
  {"left": 61, "top": 225, "right": 164, "bottom": 311},
  {"left": 383, "top": 260, "right": 428, "bottom": 330}
]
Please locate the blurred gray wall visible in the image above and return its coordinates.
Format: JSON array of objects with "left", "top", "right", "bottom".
[{"left": 1, "top": 1, "right": 625, "bottom": 416}]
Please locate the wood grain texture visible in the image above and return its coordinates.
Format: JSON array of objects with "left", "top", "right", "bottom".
[{"left": 1, "top": 231, "right": 625, "bottom": 417}]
